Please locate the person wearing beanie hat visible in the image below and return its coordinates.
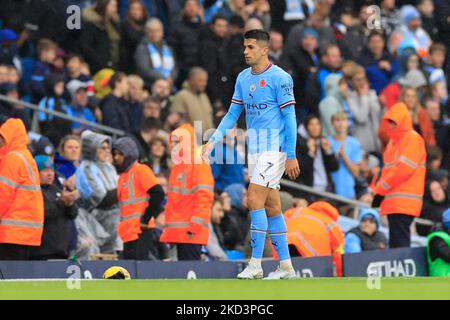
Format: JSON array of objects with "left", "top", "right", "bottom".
[
  {"left": 426, "top": 208, "right": 450, "bottom": 276},
  {"left": 31, "top": 155, "right": 79, "bottom": 260},
  {"left": 345, "top": 208, "right": 388, "bottom": 253}
]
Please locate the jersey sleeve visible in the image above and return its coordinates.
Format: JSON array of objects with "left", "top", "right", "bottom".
[
  {"left": 231, "top": 74, "right": 244, "bottom": 106},
  {"left": 276, "top": 72, "right": 296, "bottom": 109}
]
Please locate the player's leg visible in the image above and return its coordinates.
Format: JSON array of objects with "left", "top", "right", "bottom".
[
  {"left": 264, "top": 189, "right": 296, "bottom": 279},
  {"left": 237, "top": 182, "right": 271, "bottom": 279}
]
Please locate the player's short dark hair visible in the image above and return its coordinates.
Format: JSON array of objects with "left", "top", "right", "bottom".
[
  {"left": 244, "top": 29, "right": 270, "bottom": 43},
  {"left": 140, "top": 116, "right": 162, "bottom": 133}
]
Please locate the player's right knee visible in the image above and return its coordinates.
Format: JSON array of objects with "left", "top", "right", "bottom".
[{"left": 247, "top": 192, "right": 264, "bottom": 211}]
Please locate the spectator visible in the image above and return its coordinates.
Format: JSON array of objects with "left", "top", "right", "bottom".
[
  {"left": 198, "top": 15, "right": 231, "bottom": 108},
  {"left": 0, "top": 29, "right": 21, "bottom": 70},
  {"left": 285, "top": 8, "right": 336, "bottom": 54},
  {"left": 167, "top": 0, "right": 203, "bottom": 89},
  {"left": 206, "top": 194, "right": 227, "bottom": 261},
  {"left": 36, "top": 74, "right": 71, "bottom": 145},
  {"left": 161, "top": 123, "right": 215, "bottom": 261},
  {"left": 347, "top": 67, "right": 382, "bottom": 153},
  {"left": 127, "top": 75, "right": 146, "bottom": 132},
  {"left": 319, "top": 74, "right": 349, "bottom": 136},
  {"left": 171, "top": 67, "right": 214, "bottom": 134},
  {"left": 0, "top": 64, "right": 9, "bottom": 84},
  {"left": 0, "top": 118, "right": 43, "bottom": 260},
  {"left": 134, "top": 18, "right": 177, "bottom": 87},
  {"left": 328, "top": 111, "right": 363, "bottom": 199},
  {"left": 371, "top": 102, "right": 426, "bottom": 248},
  {"left": 148, "top": 136, "right": 170, "bottom": 176},
  {"left": 0, "top": 82, "right": 31, "bottom": 129},
  {"left": 220, "top": 183, "right": 249, "bottom": 251},
  {"left": 268, "top": 30, "right": 283, "bottom": 64},
  {"left": 130, "top": 114, "right": 162, "bottom": 166},
  {"left": 295, "top": 115, "right": 339, "bottom": 199},
  {"left": 424, "top": 43, "right": 447, "bottom": 85},
  {"left": 426, "top": 208, "right": 450, "bottom": 276},
  {"left": 424, "top": 98, "right": 449, "bottom": 154},
  {"left": 402, "top": 86, "right": 436, "bottom": 146},
  {"left": 380, "top": 0, "right": 402, "bottom": 37},
  {"left": 390, "top": 5, "right": 431, "bottom": 57},
  {"left": 76, "top": 130, "right": 120, "bottom": 253},
  {"left": 81, "top": 0, "right": 121, "bottom": 73},
  {"left": 151, "top": 79, "right": 173, "bottom": 122},
  {"left": 227, "top": 15, "right": 247, "bottom": 90},
  {"left": 112, "top": 136, "right": 165, "bottom": 260},
  {"left": 54, "top": 135, "right": 81, "bottom": 188},
  {"left": 358, "top": 31, "right": 400, "bottom": 94},
  {"left": 65, "top": 80, "right": 97, "bottom": 135},
  {"left": 430, "top": 80, "right": 450, "bottom": 117},
  {"left": 31, "top": 38, "right": 57, "bottom": 102},
  {"left": 101, "top": 72, "right": 131, "bottom": 133},
  {"left": 119, "top": 0, "right": 148, "bottom": 73},
  {"left": 282, "top": 201, "right": 344, "bottom": 276},
  {"left": 142, "top": 96, "right": 162, "bottom": 120},
  {"left": 417, "top": 179, "right": 450, "bottom": 236},
  {"left": 304, "top": 44, "right": 342, "bottom": 116},
  {"left": 268, "top": 0, "right": 314, "bottom": 37},
  {"left": 417, "top": 0, "right": 437, "bottom": 40},
  {"left": 280, "top": 27, "right": 320, "bottom": 122},
  {"left": 345, "top": 208, "right": 388, "bottom": 253},
  {"left": 31, "top": 155, "right": 78, "bottom": 260},
  {"left": 65, "top": 54, "right": 95, "bottom": 98},
  {"left": 210, "top": 125, "right": 245, "bottom": 193}
]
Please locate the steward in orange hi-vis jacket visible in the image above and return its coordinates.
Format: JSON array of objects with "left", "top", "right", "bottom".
[
  {"left": 0, "top": 118, "right": 44, "bottom": 260},
  {"left": 371, "top": 102, "right": 426, "bottom": 248},
  {"left": 279, "top": 201, "right": 344, "bottom": 276},
  {"left": 160, "top": 123, "right": 214, "bottom": 261},
  {"left": 112, "top": 137, "right": 165, "bottom": 260}
]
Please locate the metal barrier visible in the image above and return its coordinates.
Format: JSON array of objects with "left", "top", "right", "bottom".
[{"left": 0, "top": 94, "right": 125, "bottom": 137}]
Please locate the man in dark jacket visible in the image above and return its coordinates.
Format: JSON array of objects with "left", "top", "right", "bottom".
[
  {"left": 345, "top": 208, "right": 388, "bottom": 253},
  {"left": 280, "top": 27, "right": 320, "bottom": 123},
  {"left": 198, "top": 15, "right": 231, "bottom": 108},
  {"left": 292, "top": 115, "right": 339, "bottom": 201},
  {"left": 358, "top": 31, "right": 399, "bottom": 94},
  {"left": 129, "top": 116, "right": 162, "bottom": 166},
  {"left": 101, "top": 72, "right": 131, "bottom": 133},
  {"left": 167, "top": 0, "right": 204, "bottom": 89},
  {"left": 31, "top": 155, "right": 79, "bottom": 260}
]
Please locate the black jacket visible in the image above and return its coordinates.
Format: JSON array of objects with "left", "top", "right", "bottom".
[
  {"left": 219, "top": 205, "right": 249, "bottom": 251},
  {"left": 101, "top": 94, "right": 131, "bottom": 133},
  {"left": 167, "top": 16, "right": 203, "bottom": 83},
  {"left": 198, "top": 28, "right": 231, "bottom": 107},
  {"left": 119, "top": 19, "right": 145, "bottom": 73},
  {"left": 32, "top": 183, "right": 77, "bottom": 259},
  {"left": 347, "top": 227, "right": 388, "bottom": 251},
  {"left": 280, "top": 46, "right": 319, "bottom": 115},
  {"left": 291, "top": 135, "right": 339, "bottom": 199}
]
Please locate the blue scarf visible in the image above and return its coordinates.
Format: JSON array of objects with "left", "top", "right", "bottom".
[
  {"left": 284, "top": 0, "right": 314, "bottom": 21},
  {"left": 147, "top": 42, "right": 174, "bottom": 79}
]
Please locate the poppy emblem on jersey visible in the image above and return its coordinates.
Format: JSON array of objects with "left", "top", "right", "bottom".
[
  {"left": 250, "top": 83, "right": 256, "bottom": 92},
  {"left": 260, "top": 79, "right": 266, "bottom": 88}
]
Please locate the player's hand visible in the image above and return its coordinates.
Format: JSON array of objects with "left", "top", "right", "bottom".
[
  {"left": 285, "top": 158, "right": 300, "bottom": 180},
  {"left": 201, "top": 141, "right": 213, "bottom": 163}
]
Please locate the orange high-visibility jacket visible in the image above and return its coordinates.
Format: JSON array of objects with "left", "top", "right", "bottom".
[
  {"left": 283, "top": 201, "right": 344, "bottom": 257},
  {"left": 117, "top": 162, "right": 159, "bottom": 243},
  {"left": 160, "top": 124, "right": 214, "bottom": 245},
  {"left": 373, "top": 102, "right": 426, "bottom": 217},
  {"left": 0, "top": 118, "right": 44, "bottom": 246}
]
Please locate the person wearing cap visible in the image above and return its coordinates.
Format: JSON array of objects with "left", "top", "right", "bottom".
[
  {"left": 112, "top": 136, "right": 165, "bottom": 259},
  {"left": 280, "top": 27, "right": 319, "bottom": 122},
  {"left": 31, "top": 155, "right": 79, "bottom": 260},
  {"left": 426, "top": 209, "right": 450, "bottom": 276},
  {"left": 65, "top": 79, "right": 96, "bottom": 135},
  {"left": 345, "top": 208, "right": 388, "bottom": 253},
  {"left": 389, "top": 4, "right": 431, "bottom": 57},
  {"left": 0, "top": 29, "right": 20, "bottom": 69}
]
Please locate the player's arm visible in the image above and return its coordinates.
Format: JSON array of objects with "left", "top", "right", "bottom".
[
  {"left": 278, "top": 73, "right": 300, "bottom": 180},
  {"left": 202, "top": 75, "right": 244, "bottom": 160}
]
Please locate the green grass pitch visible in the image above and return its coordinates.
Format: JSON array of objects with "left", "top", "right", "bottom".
[{"left": 0, "top": 277, "right": 449, "bottom": 300}]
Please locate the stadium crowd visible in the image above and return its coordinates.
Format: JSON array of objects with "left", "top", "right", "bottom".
[{"left": 0, "top": 0, "right": 449, "bottom": 272}]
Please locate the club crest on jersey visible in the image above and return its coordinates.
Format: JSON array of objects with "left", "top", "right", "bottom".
[
  {"left": 260, "top": 79, "right": 266, "bottom": 88},
  {"left": 250, "top": 83, "right": 256, "bottom": 92}
]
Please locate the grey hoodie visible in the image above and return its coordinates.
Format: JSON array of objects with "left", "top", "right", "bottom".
[{"left": 319, "top": 74, "right": 346, "bottom": 136}]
